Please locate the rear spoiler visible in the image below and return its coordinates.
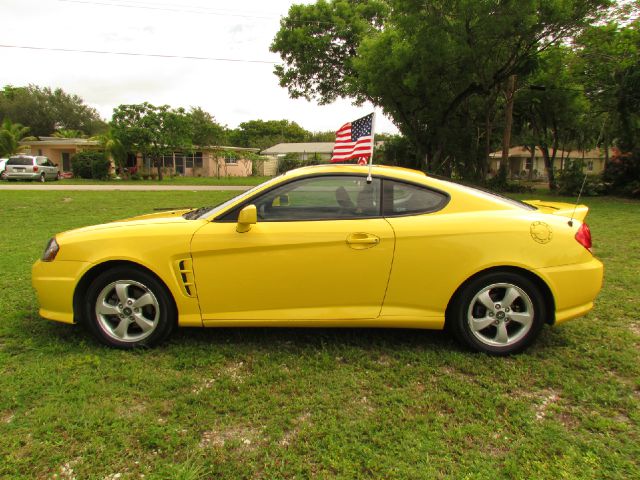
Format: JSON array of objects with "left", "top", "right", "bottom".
[{"left": 523, "top": 200, "right": 589, "bottom": 222}]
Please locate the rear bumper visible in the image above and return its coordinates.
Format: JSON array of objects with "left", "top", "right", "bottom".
[
  {"left": 535, "top": 257, "right": 604, "bottom": 325},
  {"left": 32, "top": 259, "right": 90, "bottom": 324},
  {"left": 5, "top": 172, "right": 40, "bottom": 180}
]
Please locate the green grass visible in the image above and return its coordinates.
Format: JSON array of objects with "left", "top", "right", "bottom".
[
  {"left": 56, "top": 176, "right": 272, "bottom": 186},
  {"left": 0, "top": 191, "right": 638, "bottom": 479}
]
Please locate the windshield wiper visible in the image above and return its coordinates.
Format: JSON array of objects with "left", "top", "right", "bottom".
[{"left": 183, "top": 206, "right": 213, "bottom": 220}]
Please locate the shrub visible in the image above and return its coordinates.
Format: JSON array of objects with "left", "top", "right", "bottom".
[
  {"left": 276, "top": 153, "right": 321, "bottom": 174},
  {"left": 71, "top": 151, "right": 109, "bottom": 179},
  {"left": 602, "top": 148, "right": 640, "bottom": 197},
  {"left": 90, "top": 155, "right": 111, "bottom": 180},
  {"left": 557, "top": 160, "right": 603, "bottom": 196},
  {"left": 485, "top": 165, "right": 533, "bottom": 193}
]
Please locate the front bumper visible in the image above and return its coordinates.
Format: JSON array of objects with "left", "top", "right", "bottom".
[
  {"left": 32, "top": 259, "right": 91, "bottom": 324},
  {"left": 535, "top": 257, "right": 604, "bottom": 325}
]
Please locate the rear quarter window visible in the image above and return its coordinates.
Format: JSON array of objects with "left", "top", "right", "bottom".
[{"left": 382, "top": 179, "right": 449, "bottom": 216}]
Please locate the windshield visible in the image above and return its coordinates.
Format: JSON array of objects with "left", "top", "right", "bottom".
[{"left": 183, "top": 174, "right": 286, "bottom": 220}]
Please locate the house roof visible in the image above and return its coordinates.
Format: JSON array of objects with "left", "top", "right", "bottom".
[
  {"left": 261, "top": 142, "right": 335, "bottom": 155},
  {"left": 19, "top": 138, "right": 260, "bottom": 154},
  {"left": 490, "top": 146, "right": 613, "bottom": 159},
  {"left": 200, "top": 145, "right": 260, "bottom": 153},
  {"left": 20, "top": 137, "right": 100, "bottom": 147}
]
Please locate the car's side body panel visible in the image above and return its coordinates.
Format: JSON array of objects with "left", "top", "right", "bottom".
[
  {"left": 191, "top": 218, "right": 395, "bottom": 323},
  {"left": 32, "top": 218, "right": 206, "bottom": 327}
]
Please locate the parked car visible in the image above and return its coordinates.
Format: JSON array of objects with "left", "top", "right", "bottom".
[
  {"left": 0, "top": 158, "right": 7, "bottom": 179},
  {"left": 32, "top": 164, "right": 603, "bottom": 354},
  {"left": 4, "top": 155, "right": 59, "bottom": 182}
]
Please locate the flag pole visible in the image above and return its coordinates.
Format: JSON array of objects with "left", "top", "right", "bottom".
[{"left": 367, "top": 111, "right": 376, "bottom": 183}]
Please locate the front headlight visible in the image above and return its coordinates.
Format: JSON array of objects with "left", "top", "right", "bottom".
[{"left": 42, "top": 237, "right": 59, "bottom": 262}]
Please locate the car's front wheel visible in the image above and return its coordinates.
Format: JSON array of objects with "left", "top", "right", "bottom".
[
  {"left": 448, "top": 271, "right": 547, "bottom": 355},
  {"left": 84, "top": 267, "right": 176, "bottom": 348}
]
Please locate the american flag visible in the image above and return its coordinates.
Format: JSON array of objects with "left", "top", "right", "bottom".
[{"left": 330, "top": 113, "right": 374, "bottom": 163}]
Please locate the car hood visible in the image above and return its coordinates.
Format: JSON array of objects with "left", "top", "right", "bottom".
[
  {"left": 57, "top": 209, "right": 202, "bottom": 240},
  {"left": 523, "top": 200, "right": 589, "bottom": 222}
]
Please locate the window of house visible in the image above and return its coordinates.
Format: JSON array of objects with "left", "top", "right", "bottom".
[
  {"left": 225, "top": 154, "right": 238, "bottom": 164},
  {"left": 175, "top": 155, "right": 185, "bottom": 174},
  {"left": 525, "top": 157, "right": 533, "bottom": 170},
  {"left": 587, "top": 160, "right": 593, "bottom": 171},
  {"left": 162, "top": 155, "right": 174, "bottom": 169},
  {"left": 195, "top": 152, "right": 203, "bottom": 168}
]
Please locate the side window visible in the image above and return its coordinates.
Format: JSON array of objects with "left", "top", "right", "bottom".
[
  {"left": 383, "top": 180, "right": 448, "bottom": 216},
  {"left": 245, "top": 176, "right": 381, "bottom": 222}
]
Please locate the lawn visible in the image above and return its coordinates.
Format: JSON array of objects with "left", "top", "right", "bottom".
[{"left": 0, "top": 190, "right": 638, "bottom": 479}]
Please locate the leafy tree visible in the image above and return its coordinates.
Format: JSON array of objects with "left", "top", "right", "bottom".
[
  {"left": 188, "top": 107, "right": 229, "bottom": 146},
  {"left": 110, "top": 103, "right": 193, "bottom": 180},
  {"left": 230, "top": 119, "right": 309, "bottom": 150},
  {"left": 573, "top": 19, "right": 640, "bottom": 153},
  {"left": 514, "top": 47, "right": 591, "bottom": 190},
  {"left": 0, "top": 85, "right": 107, "bottom": 137},
  {"left": 271, "top": 0, "right": 610, "bottom": 175},
  {"left": 0, "top": 118, "right": 31, "bottom": 157}
]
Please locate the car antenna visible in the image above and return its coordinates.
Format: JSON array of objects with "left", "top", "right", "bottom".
[{"left": 568, "top": 171, "right": 588, "bottom": 227}]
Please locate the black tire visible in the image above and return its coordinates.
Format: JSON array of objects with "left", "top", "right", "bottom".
[
  {"left": 83, "top": 266, "right": 176, "bottom": 348},
  {"left": 39, "top": 173, "right": 46, "bottom": 183},
  {"left": 448, "top": 271, "right": 547, "bottom": 355}
]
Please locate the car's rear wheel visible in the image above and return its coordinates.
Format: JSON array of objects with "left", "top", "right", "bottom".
[
  {"left": 39, "top": 173, "right": 46, "bottom": 183},
  {"left": 448, "top": 271, "right": 546, "bottom": 355},
  {"left": 84, "top": 267, "right": 176, "bottom": 348}
]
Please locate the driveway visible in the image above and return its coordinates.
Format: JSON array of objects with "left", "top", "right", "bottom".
[{"left": 0, "top": 184, "right": 252, "bottom": 191}]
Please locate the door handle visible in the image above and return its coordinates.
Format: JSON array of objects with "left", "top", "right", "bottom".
[{"left": 346, "top": 233, "right": 380, "bottom": 249}]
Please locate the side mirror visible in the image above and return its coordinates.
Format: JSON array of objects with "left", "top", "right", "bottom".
[{"left": 236, "top": 204, "right": 257, "bottom": 233}]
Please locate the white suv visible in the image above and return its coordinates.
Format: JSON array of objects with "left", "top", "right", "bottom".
[{"left": 3, "top": 155, "right": 60, "bottom": 182}]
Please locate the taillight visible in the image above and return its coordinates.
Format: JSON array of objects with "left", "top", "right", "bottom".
[
  {"left": 33, "top": 166, "right": 38, "bottom": 172},
  {"left": 575, "top": 223, "right": 592, "bottom": 252}
]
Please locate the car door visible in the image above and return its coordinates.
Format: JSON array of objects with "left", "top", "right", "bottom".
[{"left": 190, "top": 175, "right": 395, "bottom": 324}]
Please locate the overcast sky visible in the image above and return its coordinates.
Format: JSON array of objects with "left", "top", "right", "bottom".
[{"left": 0, "top": 0, "right": 399, "bottom": 135}]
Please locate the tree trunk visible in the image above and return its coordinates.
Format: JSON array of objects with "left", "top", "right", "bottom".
[
  {"left": 541, "top": 146, "right": 556, "bottom": 191},
  {"left": 483, "top": 103, "right": 494, "bottom": 180},
  {"left": 156, "top": 157, "right": 163, "bottom": 181},
  {"left": 528, "top": 146, "right": 535, "bottom": 181},
  {"left": 501, "top": 75, "right": 517, "bottom": 177}
]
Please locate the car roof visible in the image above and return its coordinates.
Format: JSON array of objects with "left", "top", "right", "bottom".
[{"left": 283, "top": 164, "right": 428, "bottom": 182}]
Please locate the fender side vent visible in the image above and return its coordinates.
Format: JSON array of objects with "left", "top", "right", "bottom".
[{"left": 174, "top": 258, "right": 197, "bottom": 297}]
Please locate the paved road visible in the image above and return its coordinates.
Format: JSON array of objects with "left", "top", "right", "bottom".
[{"left": 0, "top": 184, "right": 252, "bottom": 191}]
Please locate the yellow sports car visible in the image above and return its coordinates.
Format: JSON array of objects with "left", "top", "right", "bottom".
[{"left": 32, "top": 165, "right": 603, "bottom": 354}]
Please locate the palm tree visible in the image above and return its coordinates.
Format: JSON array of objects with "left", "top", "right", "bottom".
[
  {"left": 92, "top": 129, "right": 127, "bottom": 175},
  {"left": 0, "top": 119, "right": 31, "bottom": 157},
  {"left": 52, "top": 129, "right": 86, "bottom": 139}
]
